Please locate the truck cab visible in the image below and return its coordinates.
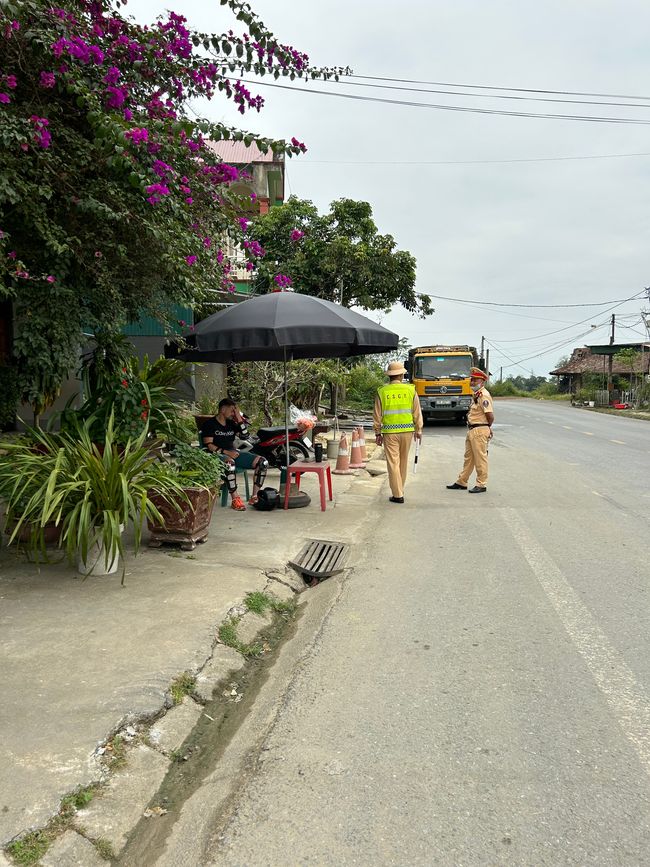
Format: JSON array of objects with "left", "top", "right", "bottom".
[{"left": 407, "top": 345, "right": 480, "bottom": 423}]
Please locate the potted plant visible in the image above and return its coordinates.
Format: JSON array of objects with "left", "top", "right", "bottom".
[
  {"left": 0, "top": 416, "right": 190, "bottom": 578},
  {"left": 147, "top": 443, "right": 225, "bottom": 550}
]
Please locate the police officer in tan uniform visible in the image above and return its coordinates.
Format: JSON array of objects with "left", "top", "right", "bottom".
[
  {"left": 374, "top": 361, "right": 423, "bottom": 503},
  {"left": 446, "top": 367, "right": 493, "bottom": 493}
]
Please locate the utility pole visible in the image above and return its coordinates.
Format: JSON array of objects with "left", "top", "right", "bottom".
[
  {"left": 485, "top": 349, "right": 490, "bottom": 380},
  {"left": 499, "top": 366, "right": 503, "bottom": 383},
  {"left": 607, "top": 314, "right": 615, "bottom": 396},
  {"left": 480, "top": 336, "right": 485, "bottom": 370}
]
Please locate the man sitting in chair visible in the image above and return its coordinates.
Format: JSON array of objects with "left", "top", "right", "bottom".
[{"left": 201, "top": 398, "right": 268, "bottom": 511}]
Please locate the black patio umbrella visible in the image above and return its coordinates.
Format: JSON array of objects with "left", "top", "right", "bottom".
[{"left": 171, "top": 292, "right": 399, "bottom": 466}]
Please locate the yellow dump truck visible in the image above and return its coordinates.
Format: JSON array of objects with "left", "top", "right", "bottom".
[{"left": 406, "top": 345, "right": 481, "bottom": 423}]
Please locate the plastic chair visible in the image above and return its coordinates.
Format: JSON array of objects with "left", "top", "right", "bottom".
[{"left": 220, "top": 468, "right": 250, "bottom": 506}]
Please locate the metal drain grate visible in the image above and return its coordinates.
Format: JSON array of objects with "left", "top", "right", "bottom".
[{"left": 288, "top": 539, "right": 350, "bottom": 585}]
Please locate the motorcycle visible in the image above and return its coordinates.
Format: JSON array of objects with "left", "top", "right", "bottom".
[{"left": 237, "top": 424, "right": 312, "bottom": 468}]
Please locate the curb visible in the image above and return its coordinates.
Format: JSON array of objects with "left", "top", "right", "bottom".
[{"left": 2, "top": 465, "right": 385, "bottom": 864}]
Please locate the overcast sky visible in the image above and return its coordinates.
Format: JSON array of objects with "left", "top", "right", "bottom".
[{"left": 129, "top": 0, "right": 650, "bottom": 376}]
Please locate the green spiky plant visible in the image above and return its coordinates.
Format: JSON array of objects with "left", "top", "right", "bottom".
[{"left": 0, "top": 414, "right": 193, "bottom": 577}]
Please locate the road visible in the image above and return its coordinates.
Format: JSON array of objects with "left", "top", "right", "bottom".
[{"left": 157, "top": 399, "right": 650, "bottom": 866}]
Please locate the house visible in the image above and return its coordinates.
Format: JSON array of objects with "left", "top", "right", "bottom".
[{"left": 550, "top": 343, "right": 650, "bottom": 394}]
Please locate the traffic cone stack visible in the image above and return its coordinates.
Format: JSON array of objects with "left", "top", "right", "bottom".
[
  {"left": 348, "top": 428, "right": 367, "bottom": 468},
  {"left": 332, "top": 432, "right": 354, "bottom": 474},
  {"left": 356, "top": 426, "right": 368, "bottom": 462}
]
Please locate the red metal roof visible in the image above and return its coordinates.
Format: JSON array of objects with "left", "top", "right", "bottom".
[{"left": 205, "top": 140, "right": 282, "bottom": 164}]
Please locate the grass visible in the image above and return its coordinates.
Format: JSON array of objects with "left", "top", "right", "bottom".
[
  {"left": 219, "top": 596, "right": 297, "bottom": 659},
  {"left": 103, "top": 734, "right": 128, "bottom": 769},
  {"left": 218, "top": 616, "right": 265, "bottom": 658},
  {"left": 244, "top": 591, "right": 297, "bottom": 618},
  {"left": 6, "top": 832, "right": 49, "bottom": 865},
  {"left": 94, "top": 837, "right": 115, "bottom": 860},
  {"left": 60, "top": 784, "right": 98, "bottom": 815},
  {"left": 5, "top": 784, "right": 101, "bottom": 865},
  {"left": 169, "top": 672, "right": 197, "bottom": 705}
]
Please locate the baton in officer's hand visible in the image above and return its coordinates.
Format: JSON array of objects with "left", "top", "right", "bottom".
[{"left": 413, "top": 438, "right": 420, "bottom": 474}]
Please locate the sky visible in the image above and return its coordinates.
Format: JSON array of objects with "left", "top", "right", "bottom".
[{"left": 128, "top": 0, "right": 650, "bottom": 376}]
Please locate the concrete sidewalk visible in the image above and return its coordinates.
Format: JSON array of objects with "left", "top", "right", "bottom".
[{"left": 0, "top": 461, "right": 386, "bottom": 854}]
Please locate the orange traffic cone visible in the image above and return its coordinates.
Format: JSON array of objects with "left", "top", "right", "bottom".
[
  {"left": 357, "top": 426, "right": 368, "bottom": 462},
  {"left": 349, "top": 428, "right": 366, "bottom": 468},
  {"left": 332, "top": 432, "right": 354, "bottom": 474}
]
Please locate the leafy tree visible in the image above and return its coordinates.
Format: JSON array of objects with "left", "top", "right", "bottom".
[
  {"left": 249, "top": 196, "right": 432, "bottom": 316},
  {"left": 0, "top": 0, "right": 343, "bottom": 416}
]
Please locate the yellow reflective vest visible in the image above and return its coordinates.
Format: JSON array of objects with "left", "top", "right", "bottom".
[{"left": 378, "top": 383, "right": 416, "bottom": 433}]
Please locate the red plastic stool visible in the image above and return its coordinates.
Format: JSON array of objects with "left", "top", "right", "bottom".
[{"left": 283, "top": 461, "right": 333, "bottom": 511}]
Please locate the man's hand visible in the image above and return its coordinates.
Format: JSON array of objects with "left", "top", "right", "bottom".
[
  {"left": 414, "top": 432, "right": 422, "bottom": 442},
  {"left": 489, "top": 429, "right": 494, "bottom": 440},
  {"left": 233, "top": 406, "right": 244, "bottom": 424},
  {"left": 375, "top": 433, "right": 383, "bottom": 446}
]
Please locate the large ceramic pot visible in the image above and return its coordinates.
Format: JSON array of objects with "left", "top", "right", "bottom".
[
  {"left": 147, "top": 487, "right": 217, "bottom": 551},
  {"left": 5, "top": 521, "right": 62, "bottom": 546}
]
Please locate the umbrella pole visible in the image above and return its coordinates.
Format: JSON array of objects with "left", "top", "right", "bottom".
[{"left": 284, "top": 347, "right": 290, "bottom": 472}]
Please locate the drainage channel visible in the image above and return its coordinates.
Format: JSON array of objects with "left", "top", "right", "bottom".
[{"left": 116, "top": 605, "right": 305, "bottom": 867}]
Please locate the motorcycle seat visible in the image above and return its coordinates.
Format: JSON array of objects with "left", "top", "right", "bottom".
[{"left": 257, "top": 425, "right": 299, "bottom": 438}]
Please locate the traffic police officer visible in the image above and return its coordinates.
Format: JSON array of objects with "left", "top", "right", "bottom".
[
  {"left": 446, "top": 367, "right": 494, "bottom": 493},
  {"left": 374, "top": 360, "right": 423, "bottom": 503}
]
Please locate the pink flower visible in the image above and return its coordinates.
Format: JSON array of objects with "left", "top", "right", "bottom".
[
  {"left": 290, "top": 137, "right": 307, "bottom": 152},
  {"left": 203, "top": 237, "right": 212, "bottom": 248},
  {"left": 46, "top": 275, "right": 56, "bottom": 283},
  {"left": 102, "top": 66, "right": 121, "bottom": 86},
  {"left": 39, "top": 72, "right": 56, "bottom": 88},
  {"left": 0, "top": 93, "right": 10, "bottom": 105},
  {"left": 290, "top": 229, "right": 305, "bottom": 242},
  {"left": 105, "top": 85, "right": 128, "bottom": 109},
  {"left": 238, "top": 217, "right": 249, "bottom": 232},
  {"left": 274, "top": 274, "right": 293, "bottom": 289},
  {"left": 5, "top": 75, "right": 17, "bottom": 89},
  {"left": 185, "top": 197, "right": 193, "bottom": 205},
  {"left": 124, "top": 127, "right": 148, "bottom": 145},
  {"left": 216, "top": 249, "right": 224, "bottom": 264},
  {"left": 185, "top": 255, "right": 197, "bottom": 265},
  {"left": 8, "top": 251, "right": 17, "bottom": 259},
  {"left": 123, "top": 108, "right": 133, "bottom": 121},
  {"left": 29, "top": 116, "right": 51, "bottom": 148}
]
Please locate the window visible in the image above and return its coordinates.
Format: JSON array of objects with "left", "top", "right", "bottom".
[{"left": 414, "top": 355, "right": 472, "bottom": 380}]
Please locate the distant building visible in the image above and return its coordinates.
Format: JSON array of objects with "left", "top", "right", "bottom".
[{"left": 550, "top": 343, "right": 650, "bottom": 393}]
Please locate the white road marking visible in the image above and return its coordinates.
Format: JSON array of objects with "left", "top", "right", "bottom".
[
  {"left": 611, "top": 439, "right": 626, "bottom": 445},
  {"left": 502, "top": 508, "right": 650, "bottom": 777},
  {"left": 582, "top": 431, "right": 595, "bottom": 437},
  {"left": 562, "top": 425, "right": 573, "bottom": 430},
  {"left": 592, "top": 491, "right": 603, "bottom": 497}
]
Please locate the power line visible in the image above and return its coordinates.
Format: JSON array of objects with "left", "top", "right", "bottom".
[
  {"left": 239, "top": 79, "right": 650, "bottom": 126},
  {"left": 329, "top": 76, "right": 650, "bottom": 110},
  {"left": 348, "top": 73, "right": 650, "bottom": 103},
  {"left": 423, "top": 290, "right": 646, "bottom": 308},
  {"left": 301, "top": 151, "right": 650, "bottom": 167},
  {"left": 486, "top": 294, "right": 642, "bottom": 368}
]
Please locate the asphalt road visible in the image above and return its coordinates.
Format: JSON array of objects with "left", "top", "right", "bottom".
[{"left": 164, "top": 399, "right": 650, "bottom": 866}]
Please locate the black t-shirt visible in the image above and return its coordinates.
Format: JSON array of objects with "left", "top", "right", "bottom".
[{"left": 201, "top": 417, "right": 248, "bottom": 452}]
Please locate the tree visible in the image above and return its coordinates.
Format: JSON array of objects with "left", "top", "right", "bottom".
[
  {"left": 249, "top": 196, "right": 432, "bottom": 317},
  {"left": 0, "top": 0, "right": 343, "bottom": 414}
]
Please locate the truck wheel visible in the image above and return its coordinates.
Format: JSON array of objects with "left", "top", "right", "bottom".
[{"left": 456, "top": 412, "right": 467, "bottom": 424}]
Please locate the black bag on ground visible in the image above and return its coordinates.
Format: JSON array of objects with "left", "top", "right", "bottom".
[{"left": 253, "top": 487, "right": 280, "bottom": 511}]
